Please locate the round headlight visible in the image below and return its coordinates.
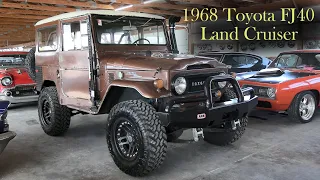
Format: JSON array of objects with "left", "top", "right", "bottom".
[
  {"left": 1, "top": 77, "right": 12, "bottom": 86},
  {"left": 267, "top": 87, "right": 276, "bottom": 98},
  {"left": 174, "top": 77, "right": 187, "bottom": 95},
  {"left": 218, "top": 72, "right": 227, "bottom": 88}
]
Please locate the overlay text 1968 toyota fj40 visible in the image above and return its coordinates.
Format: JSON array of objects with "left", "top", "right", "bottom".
[{"left": 25, "top": 10, "right": 258, "bottom": 176}]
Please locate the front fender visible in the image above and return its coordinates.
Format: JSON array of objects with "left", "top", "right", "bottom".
[{"left": 107, "top": 80, "right": 171, "bottom": 98}]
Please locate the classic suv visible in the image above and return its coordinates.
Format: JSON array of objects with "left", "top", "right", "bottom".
[
  {"left": 25, "top": 10, "right": 257, "bottom": 176},
  {"left": 0, "top": 100, "right": 16, "bottom": 154},
  {"left": 239, "top": 50, "right": 320, "bottom": 123},
  {"left": 0, "top": 51, "right": 38, "bottom": 103},
  {"left": 198, "top": 52, "right": 272, "bottom": 73}
]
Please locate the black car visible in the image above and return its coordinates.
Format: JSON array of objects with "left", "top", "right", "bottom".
[
  {"left": 0, "top": 100, "right": 16, "bottom": 154},
  {"left": 198, "top": 52, "right": 272, "bottom": 73}
]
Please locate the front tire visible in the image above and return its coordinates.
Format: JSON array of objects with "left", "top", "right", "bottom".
[
  {"left": 38, "top": 87, "right": 71, "bottom": 136},
  {"left": 106, "top": 100, "right": 167, "bottom": 176},
  {"left": 288, "top": 91, "right": 317, "bottom": 123}
]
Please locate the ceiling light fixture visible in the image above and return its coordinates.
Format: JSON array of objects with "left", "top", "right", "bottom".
[
  {"left": 143, "top": 0, "right": 160, "bottom": 4},
  {"left": 115, "top": 4, "right": 133, "bottom": 11}
]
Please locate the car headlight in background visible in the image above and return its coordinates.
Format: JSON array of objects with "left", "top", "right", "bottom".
[
  {"left": 174, "top": 77, "right": 187, "bottom": 95},
  {"left": 266, "top": 87, "right": 276, "bottom": 98},
  {"left": 1, "top": 77, "right": 12, "bottom": 86}
]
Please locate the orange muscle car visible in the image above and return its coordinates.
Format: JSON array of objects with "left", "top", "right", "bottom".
[{"left": 239, "top": 50, "right": 320, "bottom": 123}]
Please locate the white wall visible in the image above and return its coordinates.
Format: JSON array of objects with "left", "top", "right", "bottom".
[{"left": 175, "top": 28, "right": 189, "bottom": 54}]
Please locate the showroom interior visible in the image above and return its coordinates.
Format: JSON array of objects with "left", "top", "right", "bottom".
[{"left": 1, "top": 0, "right": 320, "bottom": 180}]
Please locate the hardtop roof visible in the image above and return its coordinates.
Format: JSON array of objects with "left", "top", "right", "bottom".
[{"left": 35, "top": 10, "right": 165, "bottom": 26}]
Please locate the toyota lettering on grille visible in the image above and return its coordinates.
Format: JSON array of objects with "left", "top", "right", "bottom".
[{"left": 191, "top": 81, "right": 205, "bottom": 87}]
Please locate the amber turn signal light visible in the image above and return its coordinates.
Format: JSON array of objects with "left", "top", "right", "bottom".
[{"left": 154, "top": 79, "right": 164, "bottom": 89}]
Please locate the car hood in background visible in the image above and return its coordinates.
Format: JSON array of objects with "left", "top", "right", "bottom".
[{"left": 243, "top": 68, "right": 317, "bottom": 84}]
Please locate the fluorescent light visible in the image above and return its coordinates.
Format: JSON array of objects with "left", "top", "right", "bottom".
[
  {"left": 143, "top": 0, "right": 159, "bottom": 4},
  {"left": 115, "top": 4, "right": 133, "bottom": 11}
]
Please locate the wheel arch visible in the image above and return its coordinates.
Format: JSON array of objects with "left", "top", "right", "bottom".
[
  {"left": 98, "top": 81, "right": 170, "bottom": 114},
  {"left": 41, "top": 80, "right": 56, "bottom": 89},
  {"left": 288, "top": 89, "right": 320, "bottom": 108},
  {"left": 98, "top": 86, "right": 146, "bottom": 114}
]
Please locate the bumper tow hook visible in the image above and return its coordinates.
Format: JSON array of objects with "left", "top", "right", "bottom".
[
  {"left": 192, "top": 128, "right": 204, "bottom": 142},
  {"left": 231, "top": 119, "right": 241, "bottom": 130}
]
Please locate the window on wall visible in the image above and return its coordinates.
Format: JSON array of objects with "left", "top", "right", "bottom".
[
  {"left": 38, "top": 26, "right": 57, "bottom": 52},
  {"left": 63, "top": 20, "right": 89, "bottom": 51}
]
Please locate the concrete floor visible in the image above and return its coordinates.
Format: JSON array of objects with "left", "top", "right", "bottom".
[{"left": 1, "top": 102, "right": 320, "bottom": 180}]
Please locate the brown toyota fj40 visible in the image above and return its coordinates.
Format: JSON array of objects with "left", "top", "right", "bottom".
[{"left": 25, "top": 10, "right": 258, "bottom": 176}]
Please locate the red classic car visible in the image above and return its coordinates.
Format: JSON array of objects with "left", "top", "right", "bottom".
[
  {"left": 239, "top": 50, "right": 320, "bottom": 123},
  {"left": 0, "top": 51, "right": 38, "bottom": 103}
]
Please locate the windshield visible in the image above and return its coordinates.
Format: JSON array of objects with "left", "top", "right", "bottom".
[
  {"left": 0, "top": 55, "right": 26, "bottom": 66},
  {"left": 94, "top": 16, "right": 167, "bottom": 45},
  {"left": 269, "top": 53, "right": 320, "bottom": 70}
]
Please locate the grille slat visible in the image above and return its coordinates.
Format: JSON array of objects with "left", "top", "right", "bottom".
[
  {"left": 11, "top": 85, "right": 36, "bottom": 97},
  {"left": 186, "top": 73, "right": 220, "bottom": 93}
]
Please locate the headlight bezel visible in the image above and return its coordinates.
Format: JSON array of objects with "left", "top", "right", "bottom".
[
  {"left": 266, "top": 87, "right": 276, "bottom": 99},
  {"left": 173, "top": 76, "right": 187, "bottom": 95},
  {"left": 1, "top": 76, "right": 12, "bottom": 86},
  {"left": 242, "top": 84, "right": 276, "bottom": 99}
]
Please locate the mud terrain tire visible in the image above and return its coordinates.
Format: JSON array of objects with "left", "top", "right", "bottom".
[
  {"left": 25, "top": 47, "right": 36, "bottom": 81},
  {"left": 204, "top": 88, "right": 247, "bottom": 146},
  {"left": 106, "top": 100, "right": 167, "bottom": 176},
  {"left": 38, "top": 87, "right": 71, "bottom": 136}
]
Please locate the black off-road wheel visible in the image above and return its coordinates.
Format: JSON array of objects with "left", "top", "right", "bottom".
[
  {"left": 203, "top": 117, "right": 248, "bottom": 146},
  {"left": 204, "top": 88, "right": 247, "bottom": 146},
  {"left": 288, "top": 91, "right": 317, "bottom": 123},
  {"left": 38, "top": 87, "right": 71, "bottom": 136},
  {"left": 25, "top": 47, "right": 36, "bottom": 81},
  {"left": 106, "top": 100, "right": 167, "bottom": 177},
  {"left": 167, "top": 129, "right": 183, "bottom": 142}
]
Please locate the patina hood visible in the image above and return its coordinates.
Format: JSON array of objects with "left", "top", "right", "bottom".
[{"left": 105, "top": 52, "right": 228, "bottom": 71}]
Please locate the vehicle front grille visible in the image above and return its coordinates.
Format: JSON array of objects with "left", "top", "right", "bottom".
[
  {"left": 242, "top": 85, "right": 268, "bottom": 98},
  {"left": 185, "top": 73, "right": 220, "bottom": 93},
  {"left": 12, "top": 85, "right": 36, "bottom": 97}
]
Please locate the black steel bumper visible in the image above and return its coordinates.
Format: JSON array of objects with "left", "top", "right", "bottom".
[{"left": 158, "top": 75, "right": 258, "bottom": 128}]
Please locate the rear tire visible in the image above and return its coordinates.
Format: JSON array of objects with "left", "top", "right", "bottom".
[
  {"left": 25, "top": 47, "right": 36, "bottom": 82},
  {"left": 203, "top": 117, "right": 248, "bottom": 146},
  {"left": 106, "top": 100, "right": 167, "bottom": 176},
  {"left": 204, "top": 87, "right": 247, "bottom": 146},
  {"left": 38, "top": 86, "right": 71, "bottom": 136},
  {"left": 288, "top": 91, "right": 317, "bottom": 123}
]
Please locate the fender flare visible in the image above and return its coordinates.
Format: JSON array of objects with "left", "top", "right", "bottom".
[{"left": 106, "top": 80, "right": 170, "bottom": 99}]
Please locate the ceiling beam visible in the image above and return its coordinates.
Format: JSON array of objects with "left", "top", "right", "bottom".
[
  {"left": 0, "top": 8, "right": 60, "bottom": 16},
  {"left": 169, "top": 0, "right": 222, "bottom": 7},
  {"left": 120, "top": 7, "right": 183, "bottom": 16},
  {"left": 0, "top": 2, "right": 77, "bottom": 12},
  {"left": 97, "top": 0, "right": 141, "bottom": 4},
  {"left": 0, "top": 14, "right": 49, "bottom": 20},
  {"left": 11, "top": 0, "right": 114, "bottom": 9},
  {"left": 127, "top": 2, "right": 191, "bottom": 11}
]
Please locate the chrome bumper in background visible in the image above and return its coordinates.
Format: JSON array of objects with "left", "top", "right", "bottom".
[{"left": 0, "top": 95, "right": 38, "bottom": 104}]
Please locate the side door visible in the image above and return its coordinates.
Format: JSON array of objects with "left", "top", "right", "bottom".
[{"left": 59, "top": 17, "right": 91, "bottom": 100}]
